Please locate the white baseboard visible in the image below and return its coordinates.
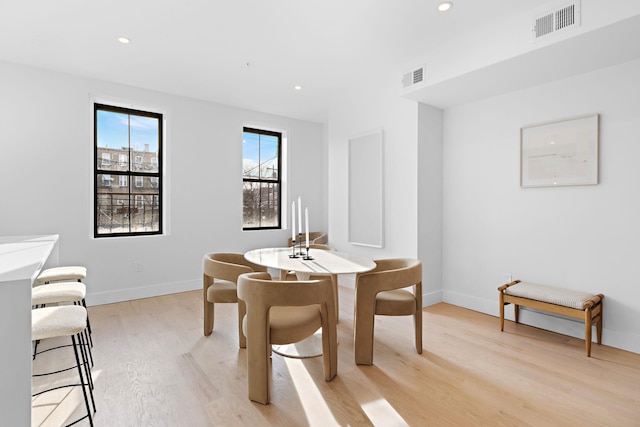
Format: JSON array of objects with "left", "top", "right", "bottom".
[
  {"left": 85, "top": 279, "right": 201, "bottom": 306},
  {"left": 423, "top": 290, "right": 443, "bottom": 307},
  {"left": 85, "top": 279, "right": 640, "bottom": 355}
]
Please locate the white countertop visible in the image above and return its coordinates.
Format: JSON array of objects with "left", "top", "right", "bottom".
[{"left": 0, "top": 235, "right": 59, "bottom": 282}]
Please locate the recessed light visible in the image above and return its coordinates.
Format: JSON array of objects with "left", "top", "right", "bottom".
[
  {"left": 437, "top": 1, "right": 453, "bottom": 12},
  {"left": 117, "top": 36, "right": 131, "bottom": 44},
  {"left": 294, "top": 85, "right": 303, "bottom": 91}
]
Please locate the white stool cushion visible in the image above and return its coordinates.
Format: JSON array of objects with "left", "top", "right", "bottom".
[
  {"left": 505, "top": 282, "right": 595, "bottom": 310},
  {"left": 32, "top": 306, "right": 87, "bottom": 341},
  {"left": 36, "top": 266, "right": 87, "bottom": 284},
  {"left": 32, "top": 282, "right": 86, "bottom": 305}
]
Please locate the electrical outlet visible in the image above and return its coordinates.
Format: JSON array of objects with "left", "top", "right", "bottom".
[
  {"left": 502, "top": 273, "right": 512, "bottom": 284},
  {"left": 133, "top": 261, "right": 143, "bottom": 272}
]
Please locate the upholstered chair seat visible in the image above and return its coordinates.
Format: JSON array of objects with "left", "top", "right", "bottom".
[
  {"left": 206, "top": 279, "right": 237, "bottom": 303},
  {"left": 375, "top": 289, "right": 417, "bottom": 315}
]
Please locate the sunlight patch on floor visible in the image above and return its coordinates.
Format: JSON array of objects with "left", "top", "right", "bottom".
[
  {"left": 284, "top": 358, "right": 338, "bottom": 426},
  {"left": 362, "top": 398, "right": 409, "bottom": 427}
]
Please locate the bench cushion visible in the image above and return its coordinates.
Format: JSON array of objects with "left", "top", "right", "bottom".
[{"left": 505, "top": 282, "right": 595, "bottom": 310}]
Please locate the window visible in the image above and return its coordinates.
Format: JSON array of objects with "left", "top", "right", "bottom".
[
  {"left": 242, "top": 127, "right": 281, "bottom": 229},
  {"left": 94, "top": 103, "right": 162, "bottom": 237}
]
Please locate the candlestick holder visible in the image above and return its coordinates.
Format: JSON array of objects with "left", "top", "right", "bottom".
[
  {"left": 298, "top": 233, "right": 304, "bottom": 256},
  {"left": 303, "top": 246, "right": 314, "bottom": 260},
  {"left": 289, "top": 239, "right": 299, "bottom": 258}
]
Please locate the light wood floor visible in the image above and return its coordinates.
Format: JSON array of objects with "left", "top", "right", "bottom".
[{"left": 33, "top": 286, "right": 640, "bottom": 426}]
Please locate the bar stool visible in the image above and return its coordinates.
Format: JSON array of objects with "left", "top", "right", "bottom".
[
  {"left": 32, "top": 281, "right": 94, "bottom": 366},
  {"left": 35, "top": 266, "right": 93, "bottom": 346},
  {"left": 35, "top": 266, "right": 87, "bottom": 285},
  {"left": 32, "top": 305, "right": 96, "bottom": 426}
]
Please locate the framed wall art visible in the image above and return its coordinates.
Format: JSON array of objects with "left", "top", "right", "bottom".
[{"left": 520, "top": 114, "right": 599, "bottom": 188}]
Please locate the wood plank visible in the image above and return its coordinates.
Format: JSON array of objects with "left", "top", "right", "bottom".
[{"left": 32, "top": 286, "right": 640, "bottom": 426}]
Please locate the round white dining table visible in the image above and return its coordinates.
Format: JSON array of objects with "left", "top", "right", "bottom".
[
  {"left": 244, "top": 247, "right": 376, "bottom": 358},
  {"left": 244, "top": 246, "right": 376, "bottom": 280}
]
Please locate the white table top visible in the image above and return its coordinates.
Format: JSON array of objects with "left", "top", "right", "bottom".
[{"left": 245, "top": 247, "right": 376, "bottom": 276}]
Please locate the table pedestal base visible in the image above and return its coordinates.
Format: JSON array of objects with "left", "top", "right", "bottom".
[{"left": 272, "top": 329, "right": 338, "bottom": 359}]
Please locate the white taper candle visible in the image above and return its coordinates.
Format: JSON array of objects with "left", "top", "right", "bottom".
[
  {"left": 305, "top": 207, "right": 309, "bottom": 247},
  {"left": 298, "top": 196, "right": 302, "bottom": 234},
  {"left": 291, "top": 201, "right": 296, "bottom": 242}
]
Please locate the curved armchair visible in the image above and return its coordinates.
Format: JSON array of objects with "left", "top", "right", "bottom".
[
  {"left": 283, "top": 244, "right": 340, "bottom": 322},
  {"left": 287, "top": 231, "right": 327, "bottom": 247},
  {"left": 354, "top": 258, "right": 422, "bottom": 365},
  {"left": 237, "top": 272, "right": 337, "bottom": 404},
  {"left": 203, "top": 253, "right": 267, "bottom": 348}
]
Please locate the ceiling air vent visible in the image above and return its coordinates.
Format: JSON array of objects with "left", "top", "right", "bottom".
[
  {"left": 532, "top": 1, "right": 581, "bottom": 40},
  {"left": 402, "top": 66, "right": 425, "bottom": 89}
]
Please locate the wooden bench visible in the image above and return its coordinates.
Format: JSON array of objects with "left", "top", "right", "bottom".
[{"left": 498, "top": 280, "right": 604, "bottom": 356}]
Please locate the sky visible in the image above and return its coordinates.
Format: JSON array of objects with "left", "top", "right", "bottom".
[
  {"left": 243, "top": 131, "right": 279, "bottom": 177},
  {"left": 97, "top": 110, "right": 159, "bottom": 152}
]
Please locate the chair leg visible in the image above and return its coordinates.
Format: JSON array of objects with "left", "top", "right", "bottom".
[
  {"left": 81, "top": 298, "right": 94, "bottom": 347},
  {"left": 321, "top": 313, "right": 338, "bottom": 381},
  {"left": 71, "top": 334, "right": 95, "bottom": 426},
  {"left": 354, "top": 304, "right": 375, "bottom": 366},
  {"left": 238, "top": 300, "right": 247, "bottom": 349},
  {"left": 414, "top": 309, "right": 422, "bottom": 354},
  {"left": 204, "top": 300, "right": 214, "bottom": 337},
  {"left": 331, "top": 274, "right": 339, "bottom": 324},
  {"left": 78, "top": 331, "right": 95, "bottom": 392},
  {"left": 246, "top": 314, "right": 271, "bottom": 404}
]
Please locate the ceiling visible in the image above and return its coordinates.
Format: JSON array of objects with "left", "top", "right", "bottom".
[{"left": 0, "top": 1, "right": 596, "bottom": 123}]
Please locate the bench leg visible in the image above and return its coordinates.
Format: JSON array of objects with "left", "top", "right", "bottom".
[
  {"left": 500, "top": 293, "right": 505, "bottom": 331},
  {"left": 514, "top": 304, "right": 519, "bottom": 324},
  {"left": 585, "top": 308, "right": 592, "bottom": 357},
  {"left": 597, "top": 303, "right": 603, "bottom": 345}
]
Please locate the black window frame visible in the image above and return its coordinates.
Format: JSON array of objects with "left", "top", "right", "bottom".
[
  {"left": 242, "top": 127, "right": 282, "bottom": 230},
  {"left": 94, "top": 103, "right": 163, "bottom": 238}
]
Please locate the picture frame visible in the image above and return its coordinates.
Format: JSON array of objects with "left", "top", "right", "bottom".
[
  {"left": 348, "top": 129, "right": 384, "bottom": 248},
  {"left": 520, "top": 114, "right": 599, "bottom": 188}
]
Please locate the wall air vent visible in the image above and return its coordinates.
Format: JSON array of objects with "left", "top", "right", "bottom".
[
  {"left": 402, "top": 65, "right": 425, "bottom": 89},
  {"left": 532, "top": 1, "right": 581, "bottom": 40}
]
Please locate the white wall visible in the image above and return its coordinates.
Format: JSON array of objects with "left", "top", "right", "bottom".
[
  {"left": 418, "top": 104, "right": 443, "bottom": 306},
  {"left": 326, "top": 71, "right": 419, "bottom": 271},
  {"left": 441, "top": 58, "right": 640, "bottom": 354},
  {"left": 0, "top": 61, "right": 326, "bottom": 305}
]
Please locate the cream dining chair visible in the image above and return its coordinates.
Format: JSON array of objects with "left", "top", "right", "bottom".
[
  {"left": 284, "top": 244, "right": 341, "bottom": 322},
  {"left": 202, "top": 253, "right": 267, "bottom": 348},
  {"left": 353, "top": 258, "right": 423, "bottom": 365},
  {"left": 237, "top": 272, "right": 338, "bottom": 404}
]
